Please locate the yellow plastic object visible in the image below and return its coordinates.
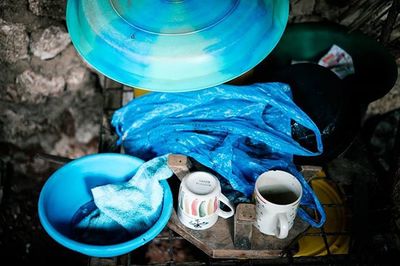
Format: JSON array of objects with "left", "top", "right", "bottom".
[
  {"left": 295, "top": 178, "right": 350, "bottom": 257},
  {"left": 134, "top": 88, "right": 150, "bottom": 98}
]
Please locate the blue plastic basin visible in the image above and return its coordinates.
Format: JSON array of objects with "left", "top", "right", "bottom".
[{"left": 38, "top": 153, "right": 173, "bottom": 257}]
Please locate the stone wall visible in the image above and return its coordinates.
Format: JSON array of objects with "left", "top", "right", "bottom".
[{"left": 0, "top": 0, "right": 102, "bottom": 187}]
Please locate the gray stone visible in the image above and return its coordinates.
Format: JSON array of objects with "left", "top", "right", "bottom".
[
  {"left": 50, "top": 133, "right": 98, "bottom": 158},
  {"left": 73, "top": 119, "right": 100, "bottom": 144},
  {"left": 290, "top": 0, "right": 316, "bottom": 17},
  {"left": 0, "top": 108, "right": 45, "bottom": 149},
  {"left": 2, "top": 84, "right": 20, "bottom": 102},
  {"left": 0, "top": 19, "right": 29, "bottom": 63},
  {"left": 27, "top": 0, "right": 41, "bottom": 16},
  {"left": 390, "top": 27, "right": 400, "bottom": 42},
  {"left": 29, "top": 45, "right": 97, "bottom": 96},
  {"left": 340, "top": 9, "right": 362, "bottom": 26},
  {"left": 30, "top": 26, "right": 71, "bottom": 60},
  {"left": 68, "top": 91, "right": 102, "bottom": 144},
  {"left": 66, "top": 66, "right": 92, "bottom": 92},
  {"left": 0, "top": 85, "right": 102, "bottom": 152},
  {"left": 28, "top": 0, "right": 66, "bottom": 20},
  {"left": 14, "top": 69, "right": 65, "bottom": 104},
  {"left": 314, "top": 0, "right": 346, "bottom": 22}
]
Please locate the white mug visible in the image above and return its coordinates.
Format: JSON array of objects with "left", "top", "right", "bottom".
[
  {"left": 177, "top": 171, "right": 234, "bottom": 230},
  {"left": 254, "top": 170, "right": 302, "bottom": 239}
]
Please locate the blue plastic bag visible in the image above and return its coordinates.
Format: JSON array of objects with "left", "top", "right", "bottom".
[{"left": 112, "top": 83, "right": 326, "bottom": 227}]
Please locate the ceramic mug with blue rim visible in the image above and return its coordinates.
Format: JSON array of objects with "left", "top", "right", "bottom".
[{"left": 177, "top": 171, "right": 234, "bottom": 230}]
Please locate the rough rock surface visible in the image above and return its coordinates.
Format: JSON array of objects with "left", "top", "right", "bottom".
[
  {"left": 14, "top": 70, "right": 66, "bottom": 103},
  {"left": 28, "top": 0, "right": 66, "bottom": 20},
  {"left": 0, "top": 18, "right": 29, "bottom": 63},
  {"left": 30, "top": 26, "right": 71, "bottom": 60},
  {"left": 290, "top": 0, "right": 316, "bottom": 17}
]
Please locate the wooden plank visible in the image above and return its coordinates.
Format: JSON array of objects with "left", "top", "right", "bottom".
[
  {"left": 168, "top": 210, "right": 234, "bottom": 253},
  {"left": 168, "top": 200, "right": 308, "bottom": 259},
  {"left": 168, "top": 154, "right": 192, "bottom": 181},
  {"left": 212, "top": 249, "right": 281, "bottom": 259},
  {"left": 234, "top": 204, "right": 255, "bottom": 249},
  {"left": 89, "top": 257, "right": 117, "bottom": 266},
  {"left": 166, "top": 155, "right": 311, "bottom": 259},
  {"left": 251, "top": 216, "right": 308, "bottom": 251}
]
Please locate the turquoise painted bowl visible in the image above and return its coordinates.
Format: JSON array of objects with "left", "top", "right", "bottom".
[
  {"left": 38, "top": 153, "right": 173, "bottom": 257},
  {"left": 66, "top": 0, "right": 289, "bottom": 92}
]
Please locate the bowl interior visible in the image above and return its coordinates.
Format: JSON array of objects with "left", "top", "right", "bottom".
[
  {"left": 38, "top": 153, "right": 173, "bottom": 257},
  {"left": 40, "top": 154, "right": 143, "bottom": 237}
]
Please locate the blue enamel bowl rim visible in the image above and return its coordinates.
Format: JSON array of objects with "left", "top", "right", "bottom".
[
  {"left": 38, "top": 153, "right": 173, "bottom": 258},
  {"left": 66, "top": 0, "right": 289, "bottom": 92}
]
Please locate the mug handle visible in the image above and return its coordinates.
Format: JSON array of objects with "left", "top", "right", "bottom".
[
  {"left": 216, "top": 194, "right": 235, "bottom": 219},
  {"left": 276, "top": 213, "right": 289, "bottom": 239}
]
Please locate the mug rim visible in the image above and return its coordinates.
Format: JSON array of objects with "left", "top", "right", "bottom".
[
  {"left": 255, "top": 170, "right": 302, "bottom": 207},
  {"left": 181, "top": 171, "right": 220, "bottom": 199}
]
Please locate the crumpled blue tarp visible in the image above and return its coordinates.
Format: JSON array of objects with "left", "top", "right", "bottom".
[{"left": 111, "top": 83, "right": 326, "bottom": 227}]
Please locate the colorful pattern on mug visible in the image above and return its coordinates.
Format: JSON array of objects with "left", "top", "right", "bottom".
[{"left": 179, "top": 196, "right": 219, "bottom": 217}]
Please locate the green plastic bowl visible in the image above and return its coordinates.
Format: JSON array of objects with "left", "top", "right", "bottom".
[{"left": 254, "top": 22, "right": 398, "bottom": 104}]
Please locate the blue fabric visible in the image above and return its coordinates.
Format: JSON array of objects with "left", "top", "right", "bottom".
[
  {"left": 74, "top": 154, "right": 173, "bottom": 243},
  {"left": 111, "top": 83, "right": 326, "bottom": 227}
]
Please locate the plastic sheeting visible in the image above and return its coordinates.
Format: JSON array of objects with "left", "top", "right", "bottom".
[{"left": 112, "top": 83, "right": 326, "bottom": 227}]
